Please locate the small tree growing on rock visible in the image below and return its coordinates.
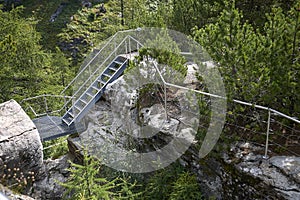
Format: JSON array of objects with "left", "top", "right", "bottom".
[{"left": 60, "top": 150, "right": 139, "bottom": 199}]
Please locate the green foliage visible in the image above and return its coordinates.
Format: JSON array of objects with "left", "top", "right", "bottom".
[
  {"left": 0, "top": 6, "right": 50, "bottom": 102},
  {"left": 47, "top": 47, "right": 74, "bottom": 88},
  {"left": 261, "top": 5, "right": 300, "bottom": 114},
  {"left": 143, "top": 164, "right": 182, "bottom": 199},
  {"left": 21, "top": 0, "right": 82, "bottom": 50},
  {"left": 193, "top": 0, "right": 300, "bottom": 116},
  {"left": 121, "top": 0, "right": 224, "bottom": 33},
  {"left": 60, "top": 150, "right": 139, "bottom": 199},
  {"left": 142, "top": 162, "right": 202, "bottom": 200},
  {"left": 43, "top": 136, "right": 69, "bottom": 160},
  {"left": 0, "top": 6, "right": 75, "bottom": 103},
  {"left": 171, "top": 0, "right": 224, "bottom": 34},
  {"left": 58, "top": 1, "right": 124, "bottom": 65},
  {"left": 169, "top": 172, "right": 202, "bottom": 200},
  {"left": 235, "top": 0, "right": 296, "bottom": 28},
  {"left": 139, "top": 48, "right": 187, "bottom": 77},
  {"left": 137, "top": 29, "right": 187, "bottom": 76},
  {"left": 120, "top": 0, "right": 173, "bottom": 28}
]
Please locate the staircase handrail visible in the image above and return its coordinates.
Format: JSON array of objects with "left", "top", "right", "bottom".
[
  {"left": 60, "top": 30, "right": 141, "bottom": 97},
  {"left": 21, "top": 94, "right": 74, "bottom": 102},
  {"left": 20, "top": 34, "right": 143, "bottom": 118},
  {"left": 20, "top": 94, "right": 74, "bottom": 117},
  {"left": 60, "top": 36, "right": 117, "bottom": 96},
  {"left": 61, "top": 32, "right": 120, "bottom": 96},
  {"left": 59, "top": 35, "right": 136, "bottom": 113}
]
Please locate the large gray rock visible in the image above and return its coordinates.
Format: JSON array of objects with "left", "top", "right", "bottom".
[
  {"left": 186, "top": 142, "right": 300, "bottom": 200},
  {"left": 29, "top": 154, "right": 73, "bottom": 200},
  {"left": 0, "top": 184, "right": 35, "bottom": 200},
  {"left": 236, "top": 154, "right": 300, "bottom": 200},
  {"left": 0, "top": 100, "right": 43, "bottom": 189},
  {"left": 269, "top": 156, "right": 300, "bottom": 184}
]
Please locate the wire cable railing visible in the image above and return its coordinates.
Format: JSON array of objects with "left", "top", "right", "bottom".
[{"left": 149, "top": 60, "right": 300, "bottom": 158}]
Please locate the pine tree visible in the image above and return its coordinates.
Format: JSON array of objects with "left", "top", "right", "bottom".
[
  {"left": 0, "top": 7, "right": 50, "bottom": 102},
  {"left": 60, "top": 150, "right": 139, "bottom": 200},
  {"left": 193, "top": 0, "right": 300, "bottom": 116}
]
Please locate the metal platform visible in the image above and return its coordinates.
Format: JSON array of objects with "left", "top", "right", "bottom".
[{"left": 33, "top": 115, "right": 86, "bottom": 141}]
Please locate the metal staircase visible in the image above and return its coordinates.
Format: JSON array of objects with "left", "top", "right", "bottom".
[
  {"left": 62, "top": 55, "right": 129, "bottom": 126},
  {"left": 21, "top": 30, "right": 143, "bottom": 141}
]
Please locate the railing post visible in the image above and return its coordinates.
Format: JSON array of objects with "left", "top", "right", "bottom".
[
  {"left": 44, "top": 95, "right": 48, "bottom": 113},
  {"left": 264, "top": 109, "right": 271, "bottom": 159},
  {"left": 164, "top": 83, "right": 168, "bottom": 121},
  {"left": 63, "top": 94, "right": 67, "bottom": 112},
  {"left": 114, "top": 39, "right": 117, "bottom": 57},
  {"left": 89, "top": 65, "right": 91, "bottom": 78},
  {"left": 128, "top": 37, "right": 131, "bottom": 58}
]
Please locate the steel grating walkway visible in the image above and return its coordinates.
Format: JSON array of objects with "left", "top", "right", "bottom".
[{"left": 33, "top": 115, "right": 86, "bottom": 141}]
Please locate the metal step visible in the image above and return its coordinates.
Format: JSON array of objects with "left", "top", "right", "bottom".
[
  {"left": 74, "top": 105, "right": 82, "bottom": 112},
  {"left": 68, "top": 111, "right": 75, "bottom": 118},
  {"left": 62, "top": 117, "right": 73, "bottom": 125},
  {"left": 91, "top": 86, "right": 100, "bottom": 91},
  {"left": 103, "top": 73, "right": 112, "bottom": 78},
  {"left": 80, "top": 99, "right": 88, "bottom": 104},
  {"left": 86, "top": 92, "right": 94, "bottom": 97},
  {"left": 98, "top": 79, "right": 106, "bottom": 85},
  {"left": 114, "top": 60, "right": 123, "bottom": 65},
  {"left": 109, "top": 66, "right": 118, "bottom": 71}
]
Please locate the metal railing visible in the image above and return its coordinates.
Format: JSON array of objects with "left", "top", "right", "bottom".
[
  {"left": 20, "top": 94, "right": 73, "bottom": 118},
  {"left": 146, "top": 59, "right": 300, "bottom": 158},
  {"left": 22, "top": 32, "right": 143, "bottom": 118},
  {"left": 60, "top": 34, "right": 143, "bottom": 114},
  {"left": 21, "top": 30, "right": 300, "bottom": 158},
  {"left": 60, "top": 30, "right": 138, "bottom": 98}
]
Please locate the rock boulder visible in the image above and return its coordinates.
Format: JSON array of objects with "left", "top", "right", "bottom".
[
  {"left": 29, "top": 154, "right": 73, "bottom": 200},
  {"left": 0, "top": 183, "right": 34, "bottom": 200},
  {"left": 0, "top": 100, "right": 43, "bottom": 189}
]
